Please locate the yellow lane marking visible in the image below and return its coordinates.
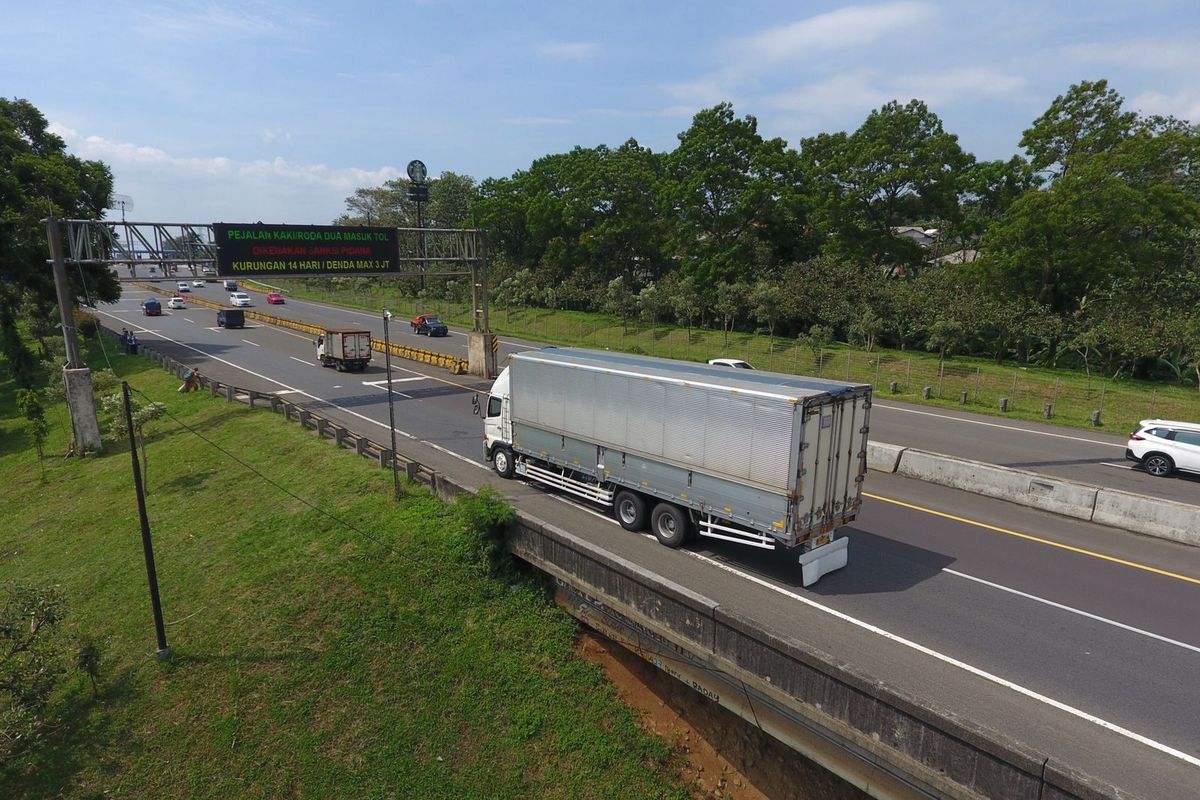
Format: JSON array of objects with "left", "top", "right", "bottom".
[{"left": 863, "top": 492, "right": 1200, "bottom": 586}]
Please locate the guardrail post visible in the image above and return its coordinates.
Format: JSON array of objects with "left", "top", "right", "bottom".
[
  {"left": 380, "top": 448, "right": 392, "bottom": 468},
  {"left": 270, "top": 396, "right": 281, "bottom": 412},
  {"left": 959, "top": 391, "right": 968, "bottom": 404},
  {"left": 316, "top": 418, "right": 326, "bottom": 437},
  {"left": 225, "top": 385, "right": 235, "bottom": 402},
  {"left": 298, "top": 409, "right": 310, "bottom": 428},
  {"left": 405, "top": 461, "right": 420, "bottom": 482},
  {"left": 355, "top": 436, "right": 367, "bottom": 456},
  {"left": 334, "top": 427, "right": 345, "bottom": 447}
]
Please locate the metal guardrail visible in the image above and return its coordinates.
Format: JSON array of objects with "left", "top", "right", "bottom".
[{"left": 133, "top": 282, "right": 469, "bottom": 374}]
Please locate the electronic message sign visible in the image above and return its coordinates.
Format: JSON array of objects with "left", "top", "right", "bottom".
[{"left": 212, "top": 223, "right": 399, "bottom": 277}]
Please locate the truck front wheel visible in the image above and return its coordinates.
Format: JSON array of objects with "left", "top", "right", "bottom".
[
  {"left": 650, "top": 503, "right": 689, "bottom": 548},
  {"left": 614, "top": 490, "right": 648, "bottom": 531},
  {"left": 492, "top": 447, "right": 515, "bottom": 479}
]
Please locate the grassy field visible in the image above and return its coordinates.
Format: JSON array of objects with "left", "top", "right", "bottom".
[
  {"left": 0, "top": 339, "right": 690, "bottom": 799},
  {"left": 265, "top": 278, "right": 1200, "bottom": 435}
]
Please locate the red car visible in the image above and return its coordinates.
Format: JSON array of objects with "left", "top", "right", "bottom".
[
  {"left": 266, "top": 292, "right": 285, "bottom": 304},
  {"left": 411, "top": 313, "right": 448, "bottom": 336}
]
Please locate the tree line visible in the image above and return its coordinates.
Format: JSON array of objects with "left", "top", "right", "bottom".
[{"left": 340, "top": 80, "right": 1200, "bottom": 386}]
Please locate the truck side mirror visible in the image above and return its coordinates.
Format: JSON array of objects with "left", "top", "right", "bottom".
[{"left": 471, "top": 394, "right": 480, "bottom": 416}]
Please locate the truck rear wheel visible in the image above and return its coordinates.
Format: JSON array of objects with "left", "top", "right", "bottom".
[
  {"left": 614, "top": 490, "right": 648, "bottom": 531},
  {"left": 650, "top": 503, "right": 689, "bottom": 548},
  {"left": 492, "top": 447, "right": 515, "bottom": 479}
]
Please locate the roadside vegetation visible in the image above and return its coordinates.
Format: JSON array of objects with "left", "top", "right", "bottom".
[{"left": 0, "top": 334, "right": 690, "bottom": 799}]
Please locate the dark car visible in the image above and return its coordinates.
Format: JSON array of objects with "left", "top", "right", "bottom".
[
  {"left": 141, "top": 298, "right": 162, "bottom": 316},
  {"left": 216, "top": 309, "right": 245, "bottom": 329},
  {"left": 411, "top": 313, "right": 448, "bottom": 336}
]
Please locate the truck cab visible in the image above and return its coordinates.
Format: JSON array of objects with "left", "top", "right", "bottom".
[{"left": 483, "top": 367, "right": 512, "bottom": 474}]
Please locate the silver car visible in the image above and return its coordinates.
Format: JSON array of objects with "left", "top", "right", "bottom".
[{"left": 1126, "top": 419, "right": 1200, "bottom": 477}]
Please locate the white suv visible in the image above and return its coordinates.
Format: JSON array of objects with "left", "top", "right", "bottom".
[
  {"left": 229, "top": 292, "right": 252, "bottom": 307},
  {"left": 1126, "top": 419, "right": 1200, "bottom": 477}
]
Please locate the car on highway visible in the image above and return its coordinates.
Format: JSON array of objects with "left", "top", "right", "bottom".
[
  {"left": 708, "top": 358, "right": 755, "bottom": 369},
  {"left": 1126, "top": 419, "right": 1200, "bottom": 477},
  {"left": 177, "top": 281, "right": 190, "bottom": 293},
  {"left": 229, "top": 292, "right": 252, "bottom": 307},
  {"left": 266, "top": 292, "right": 285, "bottom": 304},
  {"left": 192, "top": 279, "right": 205, "bottom": 288},
  {"left": 411, "top": 313, "right": 448, "bottom": 336},
  {"left": 166, "top": 296, "right": 187, "bottom": 309},
  {"left": 141, "top": 298, "right": 162, "bottom": 316}
]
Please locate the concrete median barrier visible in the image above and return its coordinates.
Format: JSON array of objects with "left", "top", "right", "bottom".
[
  {"left": 866, "top": 441, "right": 906, "bottom": 473},
  {"left": 896, "top": 448, "right": 1099, "bottom": 521},
  {"left": 1091, "top": 488, "right": 1200, "bottom": 546}
]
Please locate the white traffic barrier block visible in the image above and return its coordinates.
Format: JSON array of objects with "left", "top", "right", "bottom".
[
  {"left": 866, "top": 441, "right": 906, "bottom": 473},
  {"left": 896, "top": 449, "right": 1098, "bottom": 521},
  {"left": 1092, "top": 489, "right": 1200, "bottom": 546}
]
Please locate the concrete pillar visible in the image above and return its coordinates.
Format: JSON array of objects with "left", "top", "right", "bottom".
[
  {"left": 63, "top": 367, "right": 102, "bottom": 453},
  {"left": 467, "top": 331, "right": 498, "bottom": 378}
]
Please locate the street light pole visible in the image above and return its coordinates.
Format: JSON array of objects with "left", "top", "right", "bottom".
[{"left": 382, "top": 310, "right": 401, "bottom": 499}]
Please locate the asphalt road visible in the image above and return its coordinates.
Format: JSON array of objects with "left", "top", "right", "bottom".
[
  {"left": 161, "top": 281, "right": 1200, "bottom": 507},
  {"left": 99, "top": 285, "right": 1200, "bottom": 798}
]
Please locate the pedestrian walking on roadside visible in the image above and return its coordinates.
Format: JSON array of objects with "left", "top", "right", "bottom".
[{"left": 121, "top": 328, "right": 130, "bottom": 354}]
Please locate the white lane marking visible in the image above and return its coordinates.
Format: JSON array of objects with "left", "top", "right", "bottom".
[
  {"left": 873, "top": 403, "right": 1125, "bottom": 448},
  {"left": 1101, "top": 462, "right": 1136, "bottom": 471},
  {"left": 691, "top": 552, "right": 1200, "bottom": 769},
  {"left": 289, "top": 356, "right": 311, "bottom": 365},
  {"left": 241, "top": 339, "right": 260, "bottom": 347},
  {"left": 944, "top": 568, "right": 1200, "bottom": 655},
  {"left": 362, "top": 377, "right": 427, "bottom": 386},
  {"left": 274, "top": 390, "right": 300, "bottom": 395},
  {"left": 93, "top": 307, "right": 483, "bottom": 470},
  {"left": 185, "top": 319, "right": 196, "bottom": 324}
]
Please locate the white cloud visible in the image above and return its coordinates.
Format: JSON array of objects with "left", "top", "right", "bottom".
[
  {"left": 767, "top": 67, "right": 1024, "bottom": 121},
  {"left": 1067, "top": 40, "right": 1200, "bottom": 73},
  {"left": 734, "top": 2, "right": 935, "bottom": 65},
  {"left": 536, "top": 41, "right": 597, "bottom": 59},
  {"left": 500, "top": 116, "right": 571, "bottom": 125},
  {"left": 130, "top": 1, "right": 323, "bottom": 39},
  {"left": 1130, "top": 90, "right": 1200, "bottom": 124},
  {"left": 50, "top": 123, "right": 398, "bottom": 223},
  {"left": 261, "top": 129, "right": 292, "bottom": 145}
]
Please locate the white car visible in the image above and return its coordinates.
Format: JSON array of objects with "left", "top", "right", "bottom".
[
  {"left": 1126, "top": 419, "right": 1200, "bottom": 477},
  {"left": 229, "top": 292, "right": 252, "bottom": 307},
  {"left": 192, "top": 279, "right": 205, "bottom": 288},
  {"left": 166, "top": 296, "right": 187, "bottom": 309},
  {"left": 177, "top": 281, "right": 190, "bottom": 293},
  {"left": 707, "top": 358, "right": 756, "bottom": 370}
]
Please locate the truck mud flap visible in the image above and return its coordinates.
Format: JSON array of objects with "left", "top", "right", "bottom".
[{"left": 798, "top": 536, "right": 848, "bottom": 587}]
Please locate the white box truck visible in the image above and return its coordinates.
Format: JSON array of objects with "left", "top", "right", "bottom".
[
  {"left": 316, "top": 329, "right": 373, "bottom": 372},
  {"left": 482, "top": 347, "right": 871, "bottom": 585}
]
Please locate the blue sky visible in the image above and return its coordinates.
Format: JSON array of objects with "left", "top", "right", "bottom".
[{"left": 5, "top": 1, "right": 1198, "bottom": 224}]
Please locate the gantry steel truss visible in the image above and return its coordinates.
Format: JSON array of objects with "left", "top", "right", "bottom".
[{"left": 54, "top": 219, "right": 490, "bottom": 332}]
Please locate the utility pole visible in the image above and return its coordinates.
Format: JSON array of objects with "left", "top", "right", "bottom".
[
  {"left": 123, "top": 382, "right": 170, "bottom": 660},
  {"left": 47, "top": 214, "right": 102, "bottom": 452},
  {"left": 382, "top": 310, "right": 401, "bottom": 500}
]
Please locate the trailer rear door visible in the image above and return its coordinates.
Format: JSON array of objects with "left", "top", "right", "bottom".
[{"left": 795, "top": 388, "right": 870, "bottom": 539}]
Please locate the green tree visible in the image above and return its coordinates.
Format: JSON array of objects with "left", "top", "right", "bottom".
[
  {"left": 802, "top": 99, "right": 973, "bottom": 271},
  {"left": 749, "top": 278, "right": 784, "bottom": 353},
  {"left": 0, "top": 99, "right": 115, "bottom": 383},
  {"left": 714, "top": 281, "right": 751, "bottom": 346},
  {"left": 661, "top": 103, "right": 810, "bottom": 286},
  {"left": 0, "top": 583, "right": 70, "bottom": 766},
  {"left": 637, "top": 282, "right": 667, "bottom": 338},
  {"left": 100, "top": 393, "right": 166, "bottom": 487},
  {"left": 16, "top": 389, "right": 49, "bottom": 481},
  {"left": 603, "top": 276, "right": 638, "bottom": 334},
  {"left": 1019, "top": 79, "right": 1137, "bottom": 180}
]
